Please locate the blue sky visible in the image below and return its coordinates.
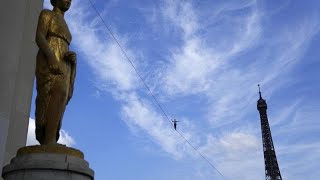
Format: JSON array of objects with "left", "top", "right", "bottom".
[{"left": 27, "top": 0, "right": 320, "bottom": 179}]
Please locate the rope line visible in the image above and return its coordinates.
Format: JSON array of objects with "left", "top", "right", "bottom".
[{"left": 87, "top": 1, "right": 228, "bottom": 179}]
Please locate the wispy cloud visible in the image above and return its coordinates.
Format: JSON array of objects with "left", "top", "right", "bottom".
[
  {"left": 161, "top": 0, "right": 199, "bottom": 38},
  {"left": 204, "top": 9, "right": 319, "bottom": 128},
  {"left": 138, "top": 1, "right": 262, "bottom": 136},
  {"left": 68, "top": 13, "right": 139, "bottom": 92},
  {"left": 269, "top": 98, "right": 301, "bottom": 127},
  {"left": 277, "top": 142, "right": 320, "bottom": 179},
  {"left": 159, "top": 0, "right": 261, "bottom": 96},
  {"left": 199, "top": 130, "right": 263, "bottom": 179}
]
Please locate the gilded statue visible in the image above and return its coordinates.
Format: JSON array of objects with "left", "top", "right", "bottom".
[{"left": 35, "top": 0, "right": 76, "bottom": 145}]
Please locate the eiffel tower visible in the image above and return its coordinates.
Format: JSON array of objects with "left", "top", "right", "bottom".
[{"left": 257, "top": 85, "right": 282, "bottom": 180}]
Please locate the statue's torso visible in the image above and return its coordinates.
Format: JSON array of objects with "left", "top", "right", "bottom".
[{"left": 37, "top": 10, "right": 72, "bottom": 76}]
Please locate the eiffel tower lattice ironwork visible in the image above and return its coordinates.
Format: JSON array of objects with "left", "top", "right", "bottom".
[{"left": 257, "top": 85, "right": 282, "bottom": 180}]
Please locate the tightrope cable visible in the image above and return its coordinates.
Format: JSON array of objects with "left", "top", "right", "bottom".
[{"left": 87, "top": 1, "right": 228, "bottom": 179}]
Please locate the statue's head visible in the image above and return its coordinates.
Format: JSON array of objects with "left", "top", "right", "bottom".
[{"left": 51, "top": 0, "right": 72, "bottom": 12}]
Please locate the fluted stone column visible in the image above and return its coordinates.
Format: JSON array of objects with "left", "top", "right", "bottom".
[{"left": 0, "top": 1, "right": 43, "bottom": 179}]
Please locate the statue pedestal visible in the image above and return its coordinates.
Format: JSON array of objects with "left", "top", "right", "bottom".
[{"left": 2, "top": 145, "right": 94, "bottom": 180}]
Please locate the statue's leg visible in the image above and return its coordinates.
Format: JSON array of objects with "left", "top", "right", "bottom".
[
  {"left": 56, "top": 111, "right": 64, "bottom": 142},
  {"left": 43, "top": 75, "right": 69, "bottom": 145},
  {"left": 35, "top": 75, "right": 52, "bottom": 145},
  {"left": 35, "top": 93, "right": 46, "bottom": 144}
]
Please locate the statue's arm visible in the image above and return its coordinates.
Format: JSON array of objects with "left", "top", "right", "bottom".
[
  {"left": 65, "top": 51, "right": 77, "bottom": 104},
  {"left": 36, "top": 10, "right": 62, "bottom": 74},
  {"left": 68, "top": 61, "right": 76, "bottom": 103},
  {"left": 36, "top": 10, "right": 53, "bottom": 59}
]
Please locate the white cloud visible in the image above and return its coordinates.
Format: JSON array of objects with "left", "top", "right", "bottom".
[
  {"left": 199, "top": 131, "right": 263, "bottom": 179},
  {"left": 27, "top": 118, "right": 75, "bottom": 147},
  {"left": 277, "top": 142, "right": 320, "bottom": 179},
  {"left": 269, "top": 99, "right": 301, "bottom": 127},
  {"left": 66, "top": 1, "right": 139, "bottom": 92},
  {"left": 163, "top": 38, "right": 219, "bottom": 94},
  {"left": 204, "top": 11, "right": 319, "bottom": 128},
  {"left": 161, "top": 0, "right": 199, "bottom": 37},
  {"left": 26, "top": 118, "right": 38, "bottom": 146},
  {"left": 160, "top": 0, "right": 261, "bottom": 96}
]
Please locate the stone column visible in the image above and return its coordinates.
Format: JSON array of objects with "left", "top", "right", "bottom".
[{"left": 0, "top": 0, "right": 43, "bottom": 178}]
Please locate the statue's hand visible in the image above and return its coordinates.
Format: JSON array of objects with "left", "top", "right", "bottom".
[
  {"left": 67, "top": 88, "right": 73, "bottom": 104},
  {"left": 64, "top": 51, "right": 76, "bottom": 65},
  {"left": 48, "top": 56, "right": 63, "bottom": 74}
]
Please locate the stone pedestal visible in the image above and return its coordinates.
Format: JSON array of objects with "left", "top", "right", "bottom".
[{"left": 2, "top": 145, "right": 94, "bottom": 180}]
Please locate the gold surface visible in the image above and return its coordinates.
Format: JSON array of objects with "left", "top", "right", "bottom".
[
  {"left": 35, "top": 0, "right": 77, "bottom": 145},
  {"left": 17, "top": 144, "right": 84, "bottom": 159}
]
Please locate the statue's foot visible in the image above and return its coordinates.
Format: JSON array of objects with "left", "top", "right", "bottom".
[
  {"left": 42, "top": 141, "right": 58, "bottom": 146},
  {"left": 42, "top": 141, "right": 66, "bottom": 147}
]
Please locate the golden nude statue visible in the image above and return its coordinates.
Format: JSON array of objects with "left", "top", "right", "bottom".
[{"left": 35, "top": 0, "right": 76, "bottom": 145}]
